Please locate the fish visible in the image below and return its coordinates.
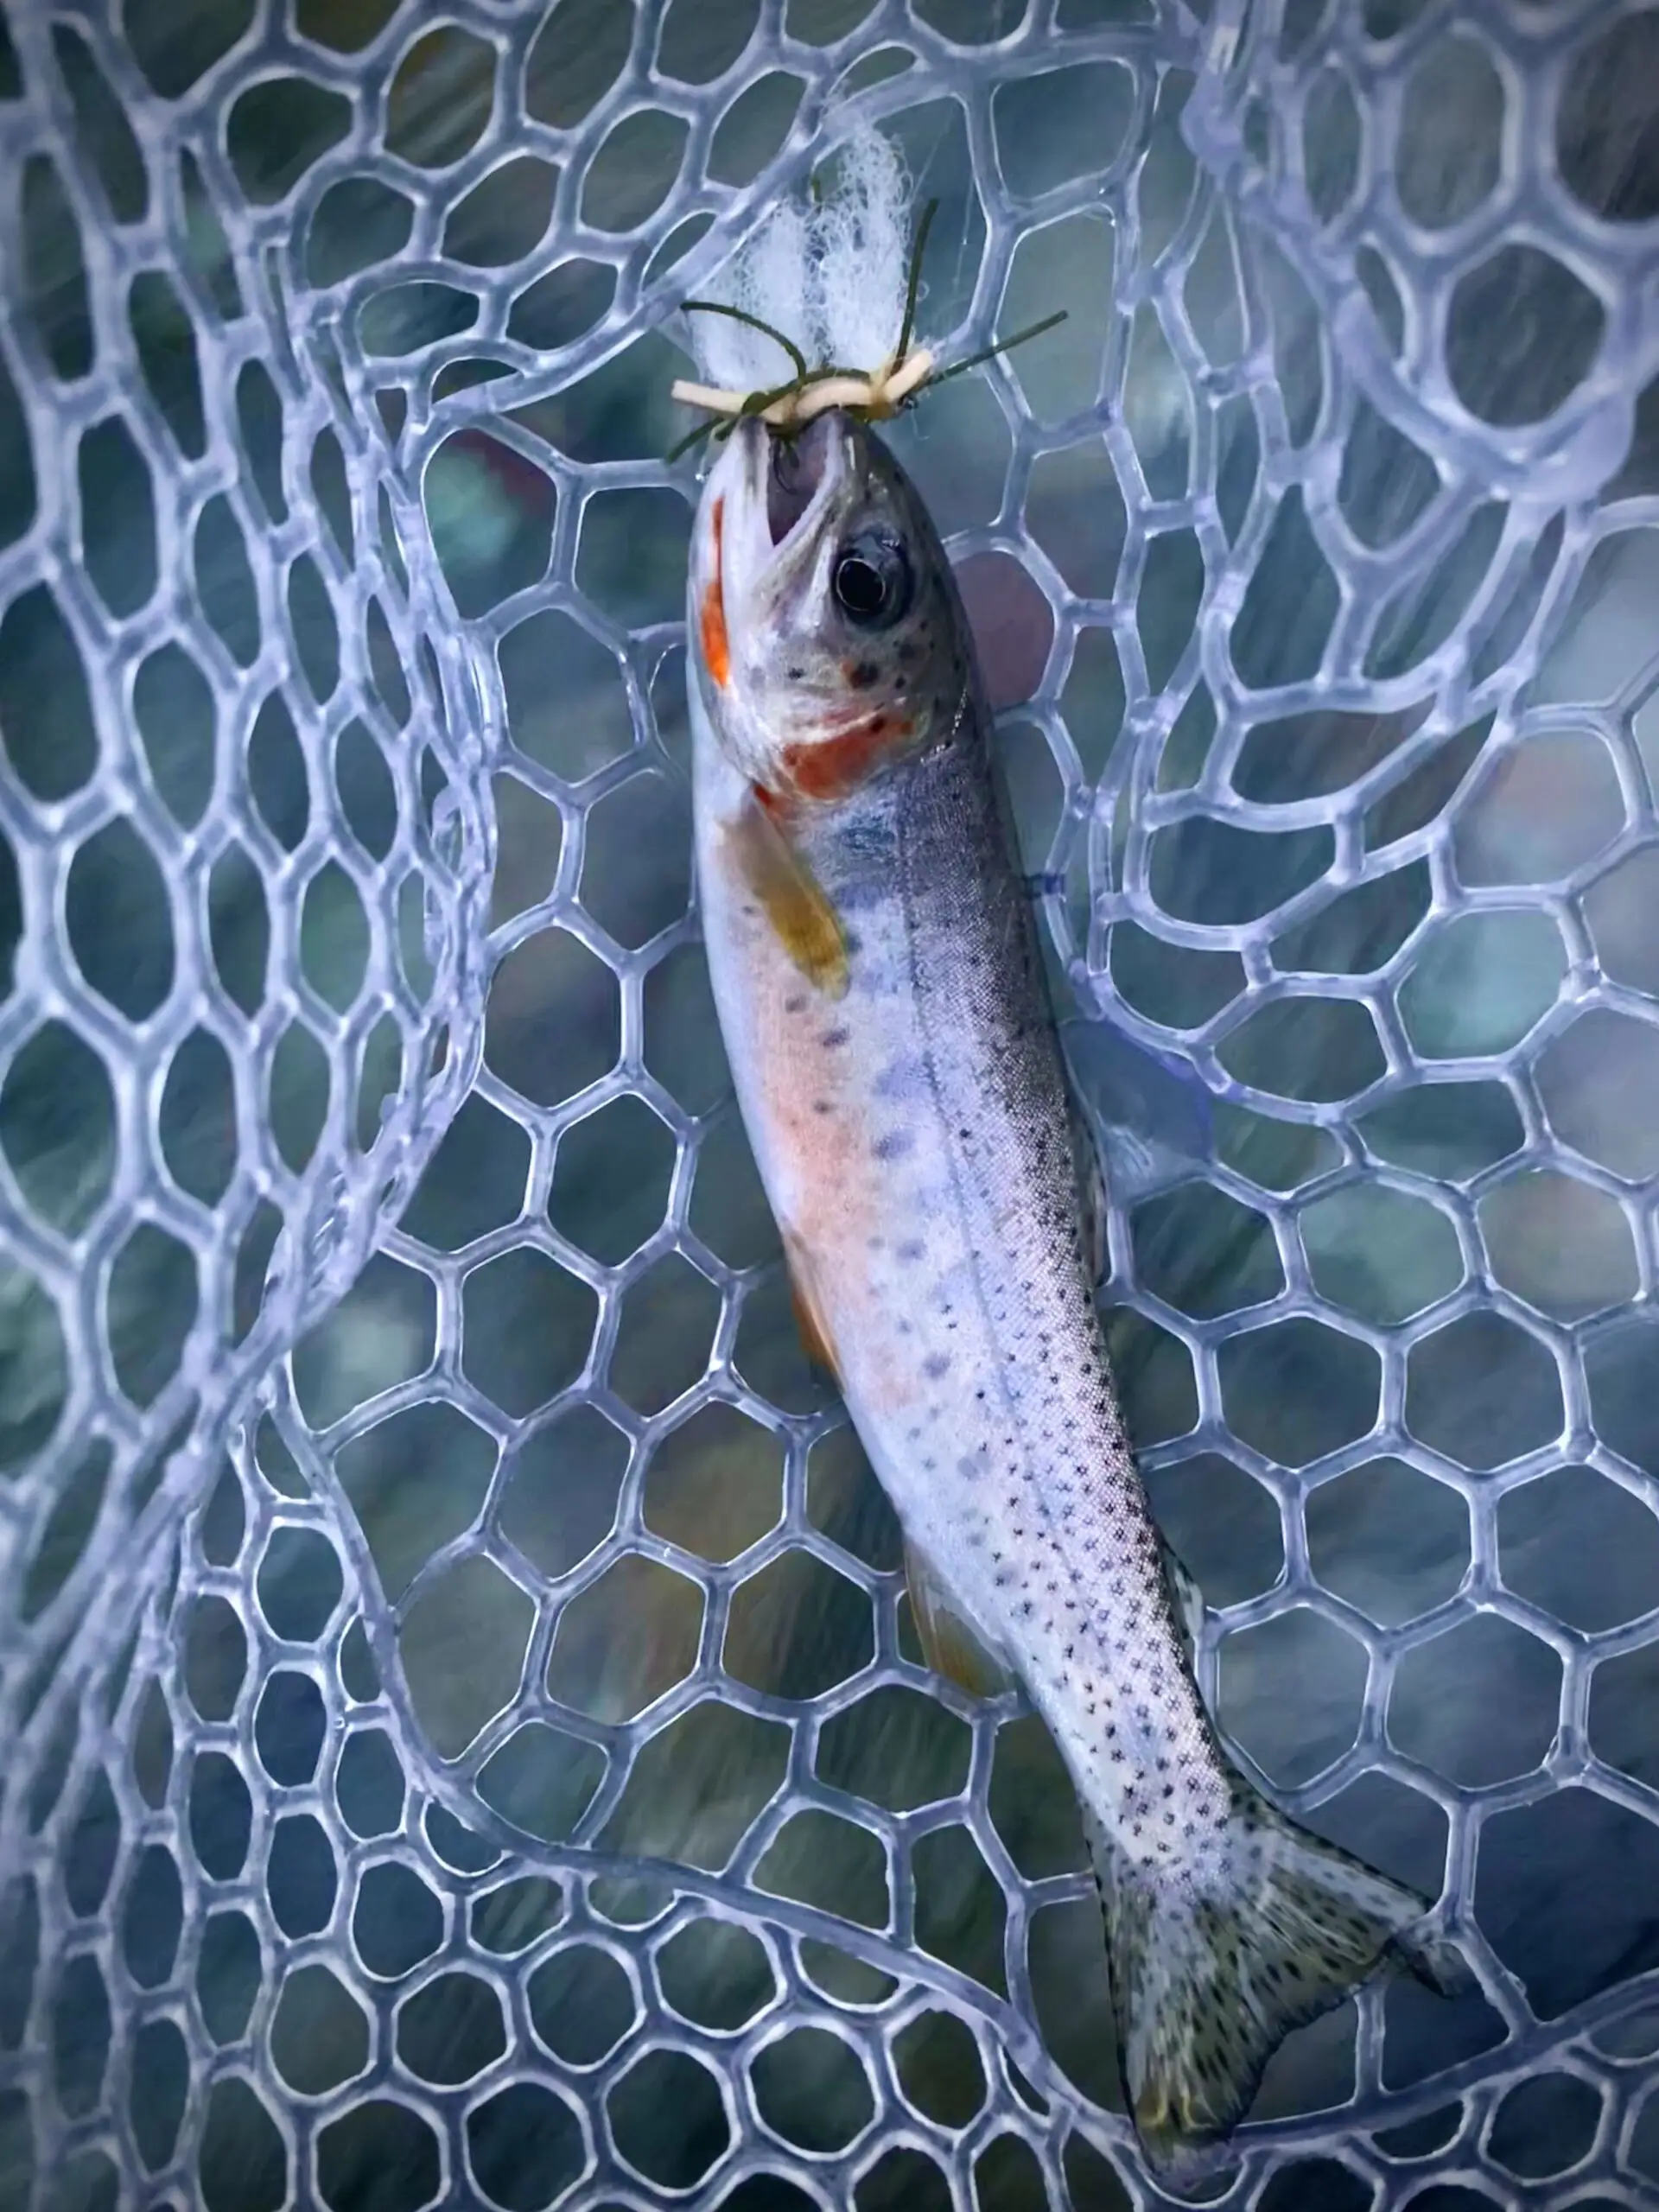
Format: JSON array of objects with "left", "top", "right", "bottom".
[{"left": 686, "top": 408, "right": 1465, "bottom": 2175}]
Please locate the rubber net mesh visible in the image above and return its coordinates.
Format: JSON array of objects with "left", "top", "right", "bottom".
[{"left": 3, "top": 1, "right": 1659, "bottom": 2206}]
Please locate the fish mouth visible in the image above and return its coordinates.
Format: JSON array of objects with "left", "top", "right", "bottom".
[
  {"left": 696, "top": 414, "right": 855, "bottom": 692},
  {"left": 724, "top": 410, "right": 851, "bottom": 582},
  {"left": 766, "top": 411, "right": 840, "bottom": 544}
]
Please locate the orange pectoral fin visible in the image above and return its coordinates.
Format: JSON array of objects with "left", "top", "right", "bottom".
[{"left": 728, "top": 785, "right": 849, "bottom": 999}]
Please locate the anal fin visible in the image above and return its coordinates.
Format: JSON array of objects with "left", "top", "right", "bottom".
[
  {"left": 728, "top": 785, "right": 849, "bottom": 999},
  {"left": 906, "top": 1539, "right": 1014, "bottom": 1698}
]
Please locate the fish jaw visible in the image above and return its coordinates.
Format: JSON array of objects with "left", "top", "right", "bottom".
[
  {"left": 688, "top": 416, "right": 851, "bottom": 792},
  {"left": 687, "top": 424, "right": 780, "bottom": 789}
]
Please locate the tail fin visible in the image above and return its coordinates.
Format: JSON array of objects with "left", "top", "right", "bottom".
[{"left": 1086, "top": 1790, "right": 1468, "bottom": 2176}]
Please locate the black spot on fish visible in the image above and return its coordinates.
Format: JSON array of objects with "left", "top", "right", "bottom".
[
  {"left": 872, "top": 1129, "right": 912, "bottom": 1161},
  {"left": 820, "top": 1026, "right": 849, "bottom": 1048},
  {"left": 784, "top": 995, "right": 806, "bottom": 1014},
  {"left": 849, "top": 659, "right": 880, "bottom": 689},
  {"left": 923, "top": 1352, "right": 950, "bottom": 1380},
  {"left": 785, "top": 664, "right": 804, "bottom": 680}
]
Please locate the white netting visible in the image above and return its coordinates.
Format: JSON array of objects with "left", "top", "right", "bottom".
[{"left": 3, "top": 1, "right": 1659, "bottom": 2206}]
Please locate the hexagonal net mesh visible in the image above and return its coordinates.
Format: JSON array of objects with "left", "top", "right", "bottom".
[{"left": 3, "top": 0, "right": 1659, "bottom": 2206}]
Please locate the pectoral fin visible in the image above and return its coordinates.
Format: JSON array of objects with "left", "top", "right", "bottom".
[
  {"left": 906, "top": 1539, "right": 1015, "bottom": 1698},
  {"left": 1059, "top": 1013, "right": 1216, "bottom": 1213},
  {"left": 729, "top": 785, "right": 849, "bottom": 999}
]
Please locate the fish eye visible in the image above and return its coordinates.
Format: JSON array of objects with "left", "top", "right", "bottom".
[{"left": 832, "top": 536, "right": 912, "bottom": 628}]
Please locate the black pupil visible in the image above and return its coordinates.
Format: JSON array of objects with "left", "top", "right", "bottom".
[{"left": 835, "top": 554, "right": 887, "bottom": 619}]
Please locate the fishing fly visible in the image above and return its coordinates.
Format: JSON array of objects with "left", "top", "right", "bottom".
[{"left": 667, "top": 130, "right": 1063, "bottom": 462}]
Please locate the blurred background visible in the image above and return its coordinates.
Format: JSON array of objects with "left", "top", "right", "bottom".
[{"left": 3, "top": 0, "right": 1659, "bottom": 2207}]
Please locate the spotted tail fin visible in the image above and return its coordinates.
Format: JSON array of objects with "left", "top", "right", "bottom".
[{"left": 1086, "top": 1789, "right": 1468, "bottom": 2177}]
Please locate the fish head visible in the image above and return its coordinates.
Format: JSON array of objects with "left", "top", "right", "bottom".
[{"left": 690, "top": 410, "right": 974, "bottom": 804}]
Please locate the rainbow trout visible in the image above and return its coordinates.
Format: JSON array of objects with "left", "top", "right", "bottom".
[{"left": 687, "top": 409, "right": 1461, "bottom": 2171}]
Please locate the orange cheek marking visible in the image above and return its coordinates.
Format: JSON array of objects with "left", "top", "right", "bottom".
[
  {"left": 700, "top": 496, "right": 730, "bottom": 689},
  {"left": 783, "top": 715, "right": 913, "bottom": 801}
]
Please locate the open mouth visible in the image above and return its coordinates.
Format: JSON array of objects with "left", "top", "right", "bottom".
[{"left": 766, "top": 412, "right": 838, "bottom": 545}]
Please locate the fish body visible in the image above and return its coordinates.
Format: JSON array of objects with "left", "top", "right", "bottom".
[{"left": 688, "top": 411, "right": 1460, "bottom": 2171}]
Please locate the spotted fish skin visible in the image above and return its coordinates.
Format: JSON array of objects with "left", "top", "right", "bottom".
[
  {"left": 702, "top": 654, "right": 1225, "bottom": 1848},
  {"left": 688, "top": 411, "right": 1462, "bottom": 2173}
]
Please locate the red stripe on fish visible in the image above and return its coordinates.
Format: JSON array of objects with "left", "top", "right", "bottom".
[{"left": 701, "top": 497, "right": 731, "bottom": 690}]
